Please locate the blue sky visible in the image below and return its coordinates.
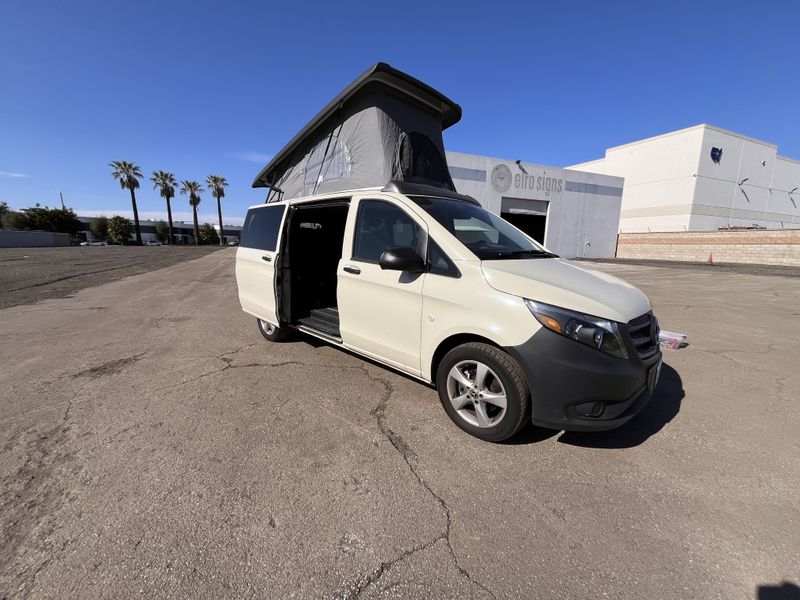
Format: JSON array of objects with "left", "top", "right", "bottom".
[{"left": 1, "top": 0, "right": 798, "bottom": 225}]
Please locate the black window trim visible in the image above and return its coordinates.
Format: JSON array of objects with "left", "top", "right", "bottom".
[{"left": 426, "top": 239, "right": 461, "bottom": 279}]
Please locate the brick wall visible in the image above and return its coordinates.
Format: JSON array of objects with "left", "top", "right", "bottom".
[{"left": 616, "top": 229, "right": 800, "bottom": 266}]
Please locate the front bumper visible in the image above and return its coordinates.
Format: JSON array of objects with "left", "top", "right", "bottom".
[{"left": 506, "top": 327, "right": 662, "bottom": 432}]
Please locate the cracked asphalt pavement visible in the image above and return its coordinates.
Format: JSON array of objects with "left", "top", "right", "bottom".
[
  {"left": 0, "top": 246, "right": 223, "bottom": 309},
  {"left": 1, "top": 249, "right": 798, "bottom": 599}
]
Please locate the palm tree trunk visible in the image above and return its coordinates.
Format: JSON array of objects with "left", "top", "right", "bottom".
[
  {"left": 192, "top": 206, "right": 199, "bottom": 245},
  {"left": 166, "top": 197, "right": 174, "bottom": 245},
  {"left": 129, "top": 187, "right": 142, "bottom": 245},
  {"left": 216, "top": 194, "right": 224, "bottom": 246}
]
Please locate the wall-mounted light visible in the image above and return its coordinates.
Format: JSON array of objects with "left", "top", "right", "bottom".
[{"left": 515, "top": 160, "right": 528, "bottom": 175}]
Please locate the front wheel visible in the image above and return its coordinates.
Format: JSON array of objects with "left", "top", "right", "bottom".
[
  {"left": 436, "top": 342, "right": 530, "bottom": 442},
  {"left": 257, "top": 318, "right": 291, "bottom": 342}
]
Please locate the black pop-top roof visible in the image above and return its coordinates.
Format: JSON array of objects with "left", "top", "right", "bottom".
[{"left": 252, "top": 62, "right": 462, "bottom": 192}]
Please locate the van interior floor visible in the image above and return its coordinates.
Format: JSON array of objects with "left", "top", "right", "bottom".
[{"left": 298, "top": 307, "right": 340, "bottom": 338}]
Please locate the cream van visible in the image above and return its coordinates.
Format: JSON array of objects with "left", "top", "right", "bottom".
[
  {"left": 235, "top": 63, "right": 661, "bottom": 441},
  {"left": 235, "top": 180, "right": 662, "bottom": 442}
]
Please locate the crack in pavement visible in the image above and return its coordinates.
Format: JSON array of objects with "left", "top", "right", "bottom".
[
  {"left": 145, "top": 343, "right": 311, "bottom": 394},
  {"left": 689, "top": 347, "right": 776, "bottom": 376},
  {"left": 330, "top": 364, "right": 497, "bottom": 600},
  {"left": 1, "top": 380, "right": 90, "bottom": 598}
]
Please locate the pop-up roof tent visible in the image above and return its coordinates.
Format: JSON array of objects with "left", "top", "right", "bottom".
[{"left": 253, "top": 62, "right": 462, "bottom": 202}]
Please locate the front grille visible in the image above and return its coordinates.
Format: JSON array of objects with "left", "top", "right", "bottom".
[{"left": 628, "top": 312, "right": 659, "bottom": 359}]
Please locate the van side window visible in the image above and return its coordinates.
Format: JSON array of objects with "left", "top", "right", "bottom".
[
  {"left": 427, "top": 240, "right": 460, "bottom": 278},
  {"left": 241, "top": 205, "right": 286, "bottom": 251},
  {"left": 352, "top": 200, "right": 423, "bottom": 263}
]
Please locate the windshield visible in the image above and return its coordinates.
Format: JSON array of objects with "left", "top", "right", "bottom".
[{"left": 408, "top": 196, "right": 557, "bottom": 260}]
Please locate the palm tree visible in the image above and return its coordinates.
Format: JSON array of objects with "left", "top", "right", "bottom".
[
  {"left": 151, "top": 170, "right": 178, "bottom": 245},
  {"left": 109, "top": 160, "right": 143, "bottom": 245},
  {"left": 206, "top": 175, "right": 228, "bottom": 246},
  {"left": 180, "top": 180, "right": 203, "bottom": 245}
]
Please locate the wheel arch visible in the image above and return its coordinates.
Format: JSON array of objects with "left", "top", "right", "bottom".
[{"left": 429, "top": 333, "right": 505, "bottom": 387}]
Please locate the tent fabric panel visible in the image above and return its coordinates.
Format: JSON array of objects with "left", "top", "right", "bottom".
[
  {"left": 252, "top": 63, "right": 461, "bottom": 190},
  {"left": 260, "top": 77, "right": 457, "bottom": 200}
]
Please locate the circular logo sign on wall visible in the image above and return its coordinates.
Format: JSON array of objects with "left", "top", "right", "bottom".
[{"left": 490, "top": 164, "right": 512, "bottom": 193}]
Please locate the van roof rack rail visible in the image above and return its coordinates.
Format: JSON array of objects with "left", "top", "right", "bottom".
[{"left": 381, "top": 180, "right": 480, "bottom": 205}]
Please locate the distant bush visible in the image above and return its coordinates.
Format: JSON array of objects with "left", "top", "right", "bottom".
[
  {"left": 90, "top": 216, "right": 109, "bottom": 240},
  {"left": 0, "top": 204, "right": 81, "bottom": 234},
  {"left": 155, "top": 220, "right": 169, "bottom": 243},
  {"left": 2, "top": 211, "right": 28, "bottom": 230},
  {"left": 198, "top": 223, "right": 219, "bottom": 245},
  {"left": 107, "top": 215, "right": 133, "bottom": 243}
]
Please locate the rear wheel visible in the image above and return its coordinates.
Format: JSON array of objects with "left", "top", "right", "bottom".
[
  {"left": 436, "top": 342, "right": 530, "bottom": 442},
  {"left": 257, "top": 318, "right": 291, "bottom": 342}
]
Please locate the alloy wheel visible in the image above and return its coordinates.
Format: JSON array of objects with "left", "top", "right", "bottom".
[{"left": 446, "top": 360, "right": 508, "bottom": 428}]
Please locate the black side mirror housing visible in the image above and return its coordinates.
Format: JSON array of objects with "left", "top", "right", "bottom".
[{"left": 379, "top": 247, "right": 426, "bottom": 273}]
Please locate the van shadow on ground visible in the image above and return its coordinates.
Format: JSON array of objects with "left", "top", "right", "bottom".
[
  {"left": 757, "top": 581, "right": 800, "bottom": 600},
  {"left": 287, "top": 333, "right": 684, "bottom": 450},
  {"left": 511, "top": 362, "right": 684, "bottom": 449}
]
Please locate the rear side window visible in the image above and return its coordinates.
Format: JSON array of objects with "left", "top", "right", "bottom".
[
  {"left": 241, "top": 205, "right": 286, "bottom": 251},
  {"left": 352, "top": 200, "right": 423, "bottom": 263}
]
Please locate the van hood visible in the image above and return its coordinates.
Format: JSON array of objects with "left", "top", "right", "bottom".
[{"left": 481, "top": 258, "right": 651, "bottom": 323}]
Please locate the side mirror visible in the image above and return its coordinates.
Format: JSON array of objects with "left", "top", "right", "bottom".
[{"left": 379, "top": 247, "right": 426, "bottom": 273}]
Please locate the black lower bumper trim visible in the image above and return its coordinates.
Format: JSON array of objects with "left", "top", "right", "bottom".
[{"left": 506, "top": 328, "right": 661, "bottom": 432}]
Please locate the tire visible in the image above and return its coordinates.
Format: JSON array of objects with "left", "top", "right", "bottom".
[
  {"left": 256, "top": 318, "right": 291, "bottom": 342},
  {"left": 436, "top": 342, "right": 530, "bottom": 442}
]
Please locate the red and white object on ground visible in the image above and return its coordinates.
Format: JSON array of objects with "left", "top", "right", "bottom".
[{"left": 659, "top": 330, "right": 687, "bottom": 349}]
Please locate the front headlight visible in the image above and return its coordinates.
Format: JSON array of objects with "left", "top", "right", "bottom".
[{"left": 524, "top": 300, "right": 628, "bottom": 359}]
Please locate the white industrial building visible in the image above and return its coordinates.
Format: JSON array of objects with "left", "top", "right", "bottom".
[
  {"left": 76, "top": 216, "right": 242, "bottom": 244},
  {"left": 446, "top": 151, "right": 624, "bottom": 258},
  {"left": 570, "top": 124, "right": 800, "bottom": 233}
]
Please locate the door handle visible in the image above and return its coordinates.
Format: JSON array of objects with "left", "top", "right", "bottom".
[
  {"left": 262, "top": 255, "right": 272, "bottom": 262},
  {"left": 343, "top": 265, "right": 361, "bottom": 275}
]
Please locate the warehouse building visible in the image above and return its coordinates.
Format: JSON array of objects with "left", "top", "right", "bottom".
[
  {"left": 569, "top": 124, "right": 800, "bottom": 232},
  {"left": 446, "top": 151, "right": 624, "bottom": 258},
  {"left": 77, "top": 216, "right": 242, "bottom": 244}
]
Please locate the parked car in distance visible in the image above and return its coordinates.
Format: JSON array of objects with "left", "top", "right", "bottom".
[
  {"left": 84, "top": 240, "right": 108, "bottom": 246},
  {"left": 145, "top": 240, "right": 162, "bottom": 246},
  {"left": 234, "top": 182, "right": 662, "bottom": 443},
  {"left": 227, "top": 240, "right": 239, "bottom": 246}
]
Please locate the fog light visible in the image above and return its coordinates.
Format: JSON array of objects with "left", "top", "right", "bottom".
[{"left": 575, "top": 401, "right": 605, "bottom": 418}]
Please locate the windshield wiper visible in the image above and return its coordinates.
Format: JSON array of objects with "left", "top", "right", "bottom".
[
  {"left": 510, "top": 249, "right": 558, "bottom": 258},
  {"left": 482, "top": 249, "right": 558, "bottom": 260}
]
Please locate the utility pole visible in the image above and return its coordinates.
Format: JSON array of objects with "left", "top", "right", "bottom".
[{"left": 59, "top": 192, "right": 65, "bottom": 209}]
